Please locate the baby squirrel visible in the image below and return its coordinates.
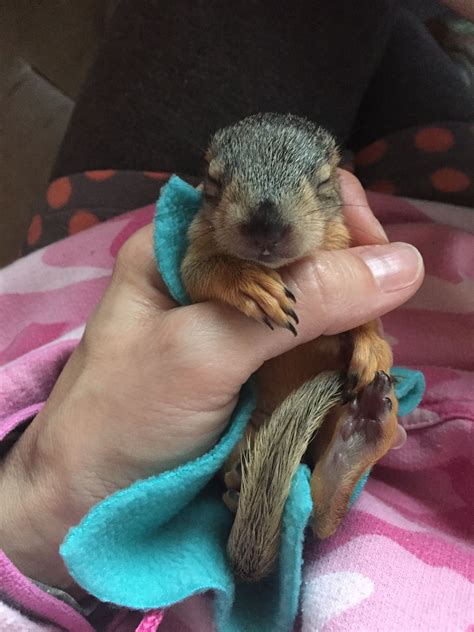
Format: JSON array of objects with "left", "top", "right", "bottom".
[{"left": 182, "top": 113, "right": 399, "bottom": 581}]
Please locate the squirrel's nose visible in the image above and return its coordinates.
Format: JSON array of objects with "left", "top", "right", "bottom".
[
  {"left": 239, "top": 219, "right": 290, "bottom": 251},
  {"left": 239, "top": 201, "right": 291, "bottom": 252}
]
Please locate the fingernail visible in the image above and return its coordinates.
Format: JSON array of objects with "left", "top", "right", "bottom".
[
  {"left": 359, "top": 242, "right": 423, "bottom": 292},
  {"left": 391, "top": 424, "right": 407, "bottom": 450},
  {"left": 373, "top": 219, "right": 389, "bottom": 244}
]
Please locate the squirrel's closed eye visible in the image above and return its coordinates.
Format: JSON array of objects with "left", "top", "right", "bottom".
[
  {"left": 315, "top": 165, "right": 333, "bottom": 195},
  {"left": 316, "top": 177, "right": 333, "bottom": 198},
  {"left": 317, "top": 176, "right": 331, "bottom": 187}
]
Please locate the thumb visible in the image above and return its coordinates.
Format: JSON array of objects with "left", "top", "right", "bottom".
[
  {"left": 293, "top": 241, "right": 424, "bottom": 336},
  {"left": 193, "top": 241, "right": 424, "bottom": 376}
]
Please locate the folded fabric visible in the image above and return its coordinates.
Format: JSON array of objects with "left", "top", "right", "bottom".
[{"left": 61, "top": 176, "right": 425, "bottom": 632}]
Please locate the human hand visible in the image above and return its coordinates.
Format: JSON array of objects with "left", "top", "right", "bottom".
[{"left": 0, "top": 171, "right": 423, "bottom": 592}]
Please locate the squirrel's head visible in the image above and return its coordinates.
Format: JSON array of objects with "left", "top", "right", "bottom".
[{"left": 202, "top": 113, "right": 341, "bottom": 267}]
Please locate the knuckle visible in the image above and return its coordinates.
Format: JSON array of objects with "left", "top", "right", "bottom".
[
  {"left": 113, "top": 239, "right": 138, "bottom": 280},
  {"left": 113, "top": 225, "right": 154, "bottom": 281},
  {"left": 302, "top": 253, "right": 361, "bottom": 332},
  {"left": 308, "top": 256, "right": 341, "bottom": 312},
  {"left": 338, "top": 168, "right": 361, "bottom": 190}
]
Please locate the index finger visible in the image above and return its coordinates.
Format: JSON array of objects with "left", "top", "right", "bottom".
[
  {"left": 113, "top": 223, "right": 177, "bottom": 309},
  {"left": 338, "top": 169, "right": 389, "bottom": 246}
]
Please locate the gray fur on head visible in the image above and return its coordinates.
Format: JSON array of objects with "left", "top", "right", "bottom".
[{"left": 207, "top": 113, "right": 338, "bottom": 203}]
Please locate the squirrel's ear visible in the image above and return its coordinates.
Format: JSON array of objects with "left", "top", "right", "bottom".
[
  {"left": 207, "top": 161, "right": 224, "bottom": 184},
  {"left": 205, "top": 149, "right": 224, "bottom": 179},
  {"left": 317, "top": 163, "right": 332, "bottom": 184},
  {"left": 203, "top": 152, "right": 224, "bottom": 202}
]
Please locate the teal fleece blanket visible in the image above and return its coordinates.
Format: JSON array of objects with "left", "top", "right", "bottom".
[{"left": 61, "top": 175, "right": 425, "bottom": 632}]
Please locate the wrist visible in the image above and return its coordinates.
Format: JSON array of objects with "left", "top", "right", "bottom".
[{"left": 0, "top": 417, "right": 82, "bottom": 594}]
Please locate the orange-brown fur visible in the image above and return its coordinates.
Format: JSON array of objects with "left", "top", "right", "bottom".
[
  {"left": 182, "top": 212, "right": 398, "bottom": 534},
  {"left": 181, "top": 113, "right": 399, "bottom": 579}
]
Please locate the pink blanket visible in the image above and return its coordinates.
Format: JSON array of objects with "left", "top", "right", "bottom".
[{"left": 0, "top": 193, "right": 473, "bottom": 631}]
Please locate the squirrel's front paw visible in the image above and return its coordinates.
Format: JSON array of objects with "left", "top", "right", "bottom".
[{"left": 224, "top": 264, "right": 298, "bottom": 334}]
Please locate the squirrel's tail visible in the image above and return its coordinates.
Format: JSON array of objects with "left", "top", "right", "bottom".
[{"left": 227, "top": 371, "right": 343, "bottom": 582}]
